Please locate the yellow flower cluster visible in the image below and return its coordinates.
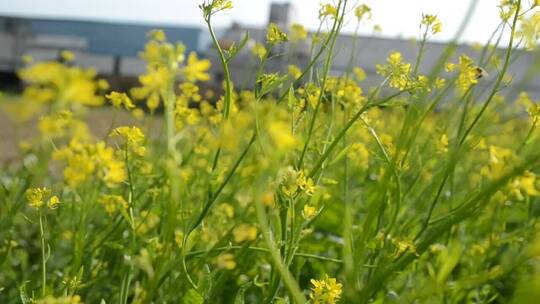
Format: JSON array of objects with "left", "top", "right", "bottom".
[
  {"left": 421, "top": 14, "right": 443, "bottom": 34},
  {"left": 445, "top": 54, "right": 481, "bottom": 94},
  {"left": 201, "top": 0, "right": 233, "bottom": 20},
  {"left": 319, "top": 3, "right": 338, "bottom": 19},
  {"left": 326, "top": 78, "right": 366, "bottom": 109},
  {"left": 53, "top": 140, "right": 126, "bottom": 188},
  {"left": 309, "top": 275, "right": 343, "bottom": 304},
  {"left": 251, "top": 43, "right": 267, "bottom": 60},
  {"left": 516, "top": 11, "right": 540, "bottom": 50},
  {"left": 37, "top": 110, "right": 90, "bottom": 141},
  {"left": 518, "top": 92, "right": 540, "bottom": 125},
  {"left": 355, "top": 4, "right": 372, "bottom": 21},
  {"left": 216, "top": 253, "right": 236, "bottom": 269},
  {"left": 498, "top": 0, "right": 519, "bottom": 21},
  {"left": 266, "top": 23, "right": 288, "bottom": 45},
  {"left": 510, "top": 171, "right": 539, "bottom": 200},
  {"left": 100, "top": 194, "right": 129, "bottom": 215},
  {"left": 25, "top": 187, "right": 60, "bottom": 210},
  {"left": 376, "top": 52, "right": 412, "bottom": 90},
  {"left": 35, "top": 295, "right": 82, "bottom": 304},
  {"left": 279, "top": 167, "right": 316, "bottom": 197},
  {"left": 347, "top": 142, "right": 370, "bottom": 168},
  {"left": 18, "top": 59, "right": 105, "bottom": 108},
  {"left": 233, "top": 223, "right": 258, "bottom": 242},
  {"left": 290, "top": 23, "right": 308, "bottom": 42},
  {"left": 106, "top": 91, "right": 135, "bottom": 110},
  {"left": 111, "top": 126, "right": 146, "bottom": 156},
  {"left": 302, "top": 204, "right": 317, "bottom": 220},
  {"left": 268, "top": 121, "right": 297, "bottom": 151},
  {"left": 183, "top": 52, "right": 211, "bottom": 83}
]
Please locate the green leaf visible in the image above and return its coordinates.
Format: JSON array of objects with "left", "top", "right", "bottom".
[{"left": 182, "top": 289, "right": 204, "bottom": 304}]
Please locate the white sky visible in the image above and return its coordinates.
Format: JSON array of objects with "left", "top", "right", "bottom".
[{"left": 0, "top": 0, "right": 526, "bottom": 43}]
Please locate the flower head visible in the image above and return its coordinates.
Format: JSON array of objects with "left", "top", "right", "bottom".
[
  {"left": 421, "top": 14, "right": 442, "bottom": 34},
  {"left": 319, "top": 3, "right": 338, "bottom": 19},
  {"left": 445, "top": 54, "right": 482, "bottom": 94},
  {"left": 233, "top": 224, "right": 258, "bottom": 242},
  {"left": 201, "top": 0, "right": 233, "bottom": 20},
  {"left": 355, "top": 4, "right": 372, "bottom": 21},
  {"left": 309, "top": 275, "right": 343, "bottom": 304},
  {"left": 290, "top": 23, "right": 308, "bottom": 42},
  {"left": 25, "top": 187, "right": 51, "bottom": 209},
  {"left": 106, "top": 91, "right": 135, "bottom": 110},
  {"left": 25, "top": 187, "right": 59, "bottom": 210},
  {"left": 183, "top": 52, "right": 211, "bottom": 83},
  {"left": 376, "top": 51, "right": 412, "bottom": 90},
  {"left": 266, "top": 23, "right": 288, "bottom": 44}
]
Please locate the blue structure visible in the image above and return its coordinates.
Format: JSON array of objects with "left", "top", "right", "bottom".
[{"left": 0, "top": 16, "right": 202, "bottom": 56}]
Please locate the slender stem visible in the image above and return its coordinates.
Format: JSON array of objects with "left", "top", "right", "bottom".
[
  {"left": 38, "top": 211, "right": 46, "bottom": 297},
  {"left": 297, "top": 0, "right": 346, "bottom": 169},
  {"left": 255, "top": 188, "right": 306, "bottom": 304},
  {"left": 459, "top": 0, "right": 521, "bottom": 146},
  {"left": 205, "top": 15, "right": 233, "bottom": 119}
]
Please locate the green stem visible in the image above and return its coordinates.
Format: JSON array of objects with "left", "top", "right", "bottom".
[
  {"left": 38, "top": 210, "right": 46, "bottom": 297},
  {"left": 205, "top": 15, "right": 233, "bottom": 119},
  {"left": 297, "top": 0, "right": 346, "bottom": 169}
]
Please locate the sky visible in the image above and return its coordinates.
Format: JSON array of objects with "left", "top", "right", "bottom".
[{"left": 0, "top": 0, "right": 518, "bottom": 43}]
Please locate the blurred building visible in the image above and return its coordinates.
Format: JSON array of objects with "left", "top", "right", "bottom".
[
  {"left": 1, "top": 2, "right": 540, "bottom": 99},
  {"left": 204, "top": 3, "right": 540, "bottom": 99},
  {"left": 0, "top": 16, "right": 201, "bottom": 77}
]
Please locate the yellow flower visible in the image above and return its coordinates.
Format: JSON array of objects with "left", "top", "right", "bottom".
[
  {"left": 147, "top": 29, "right": 166, "bottom": 42},
  {"left": 21, "top": 54, "right": 33, "bottom": 64},
  {"left": 266, "top": 23, "right": 288, "bottom": 44},
  {"left": 436, "top": 133, "right": 449, "bottom": 153},
  {"left": 355, "top": 4, "right": 372, "bottom": 21},
  {"left": 298, "top": 171, "right": 317, "bottom": 196},
  {"left": 202, "top": 0, "right": 233, "bottom": 19},
  {"left": 516, "top": 12, "right": 540, "bottom": 50},
  {"left": 251, "top": 43, "right": 267, "bottom": 60},
  {"left": 183, "top": 52, "right": 211, "bottom": 83},
  {"left": 288, "top": 64, "right": 302, "bottom": 80},
  {"left": 47, "top": 195, "right": 61, "bottom": 209},
  {"left": 319, "top": 3, "right": 338, "bottom": 19},
  {"left": 446, "top": 54, "right": 481, "bottom": 94},
  {"left": 25, "top": 187, "right": 51, "bottom": 209},
  {"left": 376, "top": 51, "right": 412, "bottom": 90},
  {"left": 421, "top": 14, "right": 442, "bottom": 34},
  {"left": 392, "top": 238, "right": 418, "bottom": 257},
  {"left": 233, "top": 224, "right": 258, "bottom": 242},
  {"left": 302, "top": 204, "right": 317, "bottom": 220},
  {"left": 280, "top": 167, "right": 301, "bottom": 197},
  {"left": 347, "top": 143, "right": 369, "bottom": 169},
  {"left": 36, "top": 295, "right": 82, "bottom": 304},
  {"left": 100, "top": 195, "right": 129, "bottom": 214},
  {"left": 290, "top": 23, "right": 308, "bottom": 42},
  {"left": 518, "top": 92, "right": 540, "bottom": 125},
  {"left": 510, "top": 171, "right": 539, "bottom": 200},
  {"left": 53, "top": 139, "right": 127, "bottom": 188},
  {"left": 38, "top": 110, "right": 74, "bottom": 139},
  {"left": 216, "top": 253, "right": 236, "bottom": 270},
  {"left": 17, "top": 61, "right": 104, "bottom": 107},
  {"left": 60, "top": 50, "right": 75, "bottom": 62},
  {"left": 353, "top": 67, "right": 366, "bottom": 82},
  {"left": 309, "top": 275, "right": 343, "bottom": 304},
  {"left": 106, "top": 91, "right": 135, "bottom": 110},
  {"left": 217, "top": 203, "right": 235, "bottom": 218},
  {"left": 111, "top": 126, "right": 145, "bottom": 146},
  {"left": 268, "top": 121, "right": 297, "bottom": 151}
]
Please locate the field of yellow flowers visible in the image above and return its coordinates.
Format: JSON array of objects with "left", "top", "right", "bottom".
[{"left": 2, "top": 0, "right": 540, "bottom": 303}]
